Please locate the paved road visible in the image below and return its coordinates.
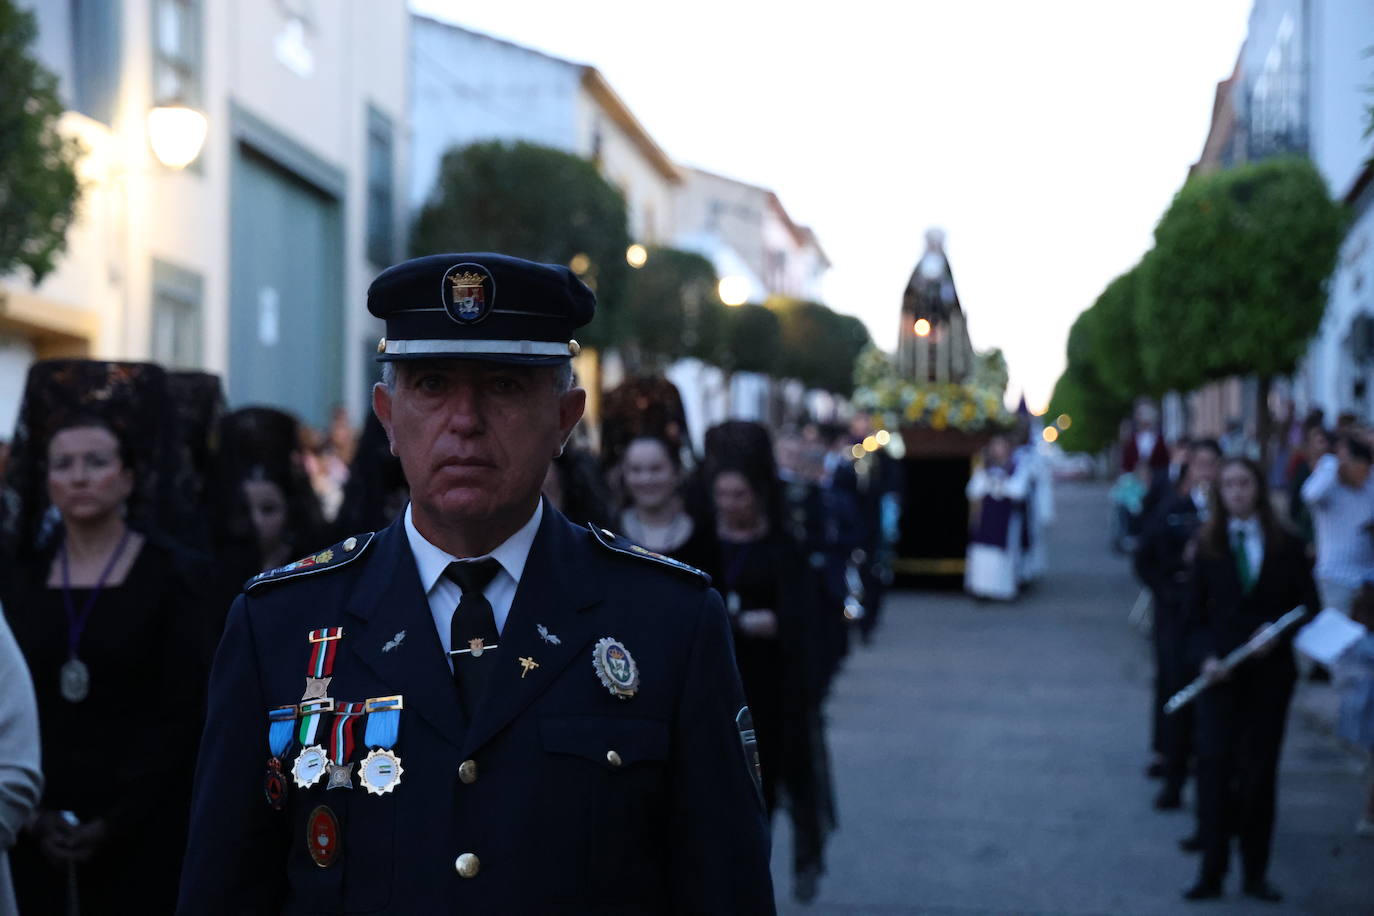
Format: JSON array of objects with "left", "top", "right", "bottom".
[{"left": 769, "top": 481, "right": 1374, "bottom": 914}]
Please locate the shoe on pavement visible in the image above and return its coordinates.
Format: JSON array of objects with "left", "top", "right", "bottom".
[
  {"left": 1182, "top": 879, "right": 1223, "bottom": 901},
  {"left": 1356, "top": 817, "right": 1374, "bottom": 838},
  {"left": 1242, "top": 880, "right": 1283, "bottom": 903}
]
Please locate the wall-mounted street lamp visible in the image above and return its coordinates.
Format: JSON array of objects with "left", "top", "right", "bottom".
[
  {"left": 626, "top": 244, "right": 648, "bottom": 268},
  {"left": 718, "top": 275, "right": 750, "bottom": 307},
  {"left": 147, "top": 103, "right": 208, "bottom": 170}
]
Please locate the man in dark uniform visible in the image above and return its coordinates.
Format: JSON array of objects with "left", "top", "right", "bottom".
[{"left": 178, "top": 254, "right": 775, "bottom": 913}]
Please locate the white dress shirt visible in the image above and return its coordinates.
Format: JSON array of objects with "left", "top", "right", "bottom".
[
  {"left": 1228, "top": 516, "right": 1265, "bottom": 582},
  {"left": 404, "top": 500, "right": 543, "bottom": 669}
]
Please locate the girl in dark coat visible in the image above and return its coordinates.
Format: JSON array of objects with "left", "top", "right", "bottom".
[{"left": 1182, "top": 457, "right": 1318, "bottom": 903}]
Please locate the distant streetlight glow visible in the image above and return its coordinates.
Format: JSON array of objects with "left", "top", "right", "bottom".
[
  {"left": 718, "top": 275, "right": 750, "bottom": 306},
  {"left": 850, "top": 444, "right": 865, "bottom": 459},
  {"left": 875, "top": 429, "right": 891, "bottom": 446},
  {"left": 862, "top": 435, "right": 878, "bottom": 452},
  {"left": 147, "top": 104, "right": 208, "bottom": 169},
  {"left": 626, "top": 244, "right": 648, "bottom": 268},
  {"left": 569, "top": 253, "right": 591, "bottom": 275},
  {"left": 913, "top": 318, "right": 932, "bottom": 338},
  {"left": 1056, "top": 413, "right": 1072, "bottom": 430},
  {"left": 1043, "top": 426, "right": 1060, "bottom": 443}
]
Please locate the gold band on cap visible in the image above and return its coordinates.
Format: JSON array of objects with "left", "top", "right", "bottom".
[
  {"left": 568, "top": 340, "right": 581, "bottom": 357},
  {"left": 376, "top": 337, "right": 387, "bottom": 354},
  {"left": 383, "top": 339, "right": 573, "bottom": 357}
]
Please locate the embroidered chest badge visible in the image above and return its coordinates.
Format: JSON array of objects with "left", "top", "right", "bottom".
[{"left": 592, "top": 637, "right": 640, "bottom": 699}]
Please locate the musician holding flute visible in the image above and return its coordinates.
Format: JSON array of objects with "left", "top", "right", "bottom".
[{"left": 1181, "top": 457, "right": 1319, "bottom": 904}]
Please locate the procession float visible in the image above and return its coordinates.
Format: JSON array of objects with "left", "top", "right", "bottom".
[{"left": 853, "top": 229, "right": 1014, "bottom": 585}]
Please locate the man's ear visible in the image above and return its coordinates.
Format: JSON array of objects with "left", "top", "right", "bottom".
[
  {"left": 556, "top": 387, "right": 587, "bottom": 457},
  {"left": 372, "top": 382, "right": 398, "bottom": 457}
]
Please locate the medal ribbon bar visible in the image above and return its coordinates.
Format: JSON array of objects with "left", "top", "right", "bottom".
[
  {"left": 331, "top": 702, "right": 364, "bottom": 766},
  {"left": 363, "top": 695, "right": 402, "bottom": 749},
  {"left": 267, "top": 704, "right": 297, "bottom": 757},
  {"left": 307, "top": 627, "right": 344, "bottom": 676}
]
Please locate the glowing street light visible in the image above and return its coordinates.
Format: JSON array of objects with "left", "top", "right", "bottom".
[
  {"left": 1043, "top": 426, "right": 1060, "bottom": 443},
  {"left": 875, "top": 429, "right": 891, "bottom": 446},
  {"left": 913, "top": 318, "right": 932, "bottom": 338},
  {"left": 1056, "top": 413, "right": 1072, "bottom": 430},
  {"left": 626, "top": 244, "right": 648, "bottom": 268},
  {"left": 718, "top": 275, "right": 750, "bottom": 306},
  {"left": 147, "top": 103, "right": 208, "bottom": 169},
  {"left": 569, "top": 253, "right": 591, "bottom": 275}
]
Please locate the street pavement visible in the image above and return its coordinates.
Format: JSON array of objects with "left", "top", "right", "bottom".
[{"left": 769, "top": 481, "right": 1374, "bottom": 915}]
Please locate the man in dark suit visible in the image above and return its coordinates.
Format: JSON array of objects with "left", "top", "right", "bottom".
[
  {"left": 177, "top": 254, "right": 774, "bottom": 913},
  {"left": 1134, "top": 439, "right": 1220, "bottom": 810}
]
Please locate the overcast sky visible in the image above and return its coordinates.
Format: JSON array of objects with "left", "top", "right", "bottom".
[{"left": 411, "top": 0, "right": 1253, "bottom": 410}]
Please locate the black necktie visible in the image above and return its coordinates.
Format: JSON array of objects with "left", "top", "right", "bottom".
[{"left": 446, "top": 559, "right": 502, "bottom": 715}]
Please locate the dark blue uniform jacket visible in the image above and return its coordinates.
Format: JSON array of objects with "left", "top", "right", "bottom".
[{"left": 177, "top": 505, "right": 775, "bottom": 914}]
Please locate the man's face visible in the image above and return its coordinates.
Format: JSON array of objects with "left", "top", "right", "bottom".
[
  {"left": 1187, "top": 447, "right": 1219, "bottom": 489},
  {"left": 373, "top": 361, "right": 585, "bottom": 531}
]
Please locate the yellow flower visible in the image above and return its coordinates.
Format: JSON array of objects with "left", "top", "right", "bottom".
[
  {"left": 932, "top": 408, "right": 949, "bottom": 431},
  {"left": 905, "top": 400, "right": 921, "bottom": 421}
]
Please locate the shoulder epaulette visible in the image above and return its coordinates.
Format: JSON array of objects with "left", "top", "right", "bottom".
[
  {"left": 588, "top": 524, "right": 711, "bottom": 586},
  {"left": 245, "top": 532, "right": 376, "bottom": 592}
]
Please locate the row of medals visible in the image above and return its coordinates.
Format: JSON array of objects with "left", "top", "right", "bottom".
[{"left": 265, "top": 680, "right": 403, "bottom": 810}]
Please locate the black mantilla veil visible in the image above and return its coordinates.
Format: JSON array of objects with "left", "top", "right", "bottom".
[
  {"left": 698, "top": 420, "right": 785, "bottom": 532},
  {"left": 600, "top": 375, "right": 696, "bottom": 474},
  {"left": 165, "top": 370, "right": 226, "bottom": 551},
  {"left": 210, "top": 406, "right": 327, "bottom": 559},
  {"left": 331, "top": 411, "right": 408, "bottom": 539},
  {"left": 0, "top": 360, "right": 179, "bottom": 564}
]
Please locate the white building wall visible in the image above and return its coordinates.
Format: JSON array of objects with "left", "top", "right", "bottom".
[
  {"left": 1307, "top": 0, "right": 1374, "bottom": 197},
  {"left": 1293, "top": 0, "right": 1374, "bottom": 422},
  {"left": 409, "top": 17, "right": 579, "bottom": 207},
  {"left": 573, "top": 90, "right": 676, "bottom": 244},
  {"left": 1, "top": 0, "right": 409, "bottom": 429}
]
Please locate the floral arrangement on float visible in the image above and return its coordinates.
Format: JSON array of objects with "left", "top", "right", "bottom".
[{"left": 851, "top": 346, "right": 1014, "bottom": 434}]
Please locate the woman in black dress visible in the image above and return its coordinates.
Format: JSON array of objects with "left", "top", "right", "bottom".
[
  {"left": 1182, "top": 456, "right": 1318, "bottom": 903},
  {"left": 6, "top": 413, "right": 207, "bottom": 915},
  {"left": 698, "top": 421, "right": 835, "bottom": 903},
  {"left": 616, "top": 434, "right": 715, "bottom": 571}
]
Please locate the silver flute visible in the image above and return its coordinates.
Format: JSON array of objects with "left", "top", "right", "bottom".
[{"left": 1164, "top": 607, "right": 1308, "bottom": 716}]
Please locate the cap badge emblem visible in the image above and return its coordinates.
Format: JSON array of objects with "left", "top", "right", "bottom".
[{"left": 441, "top": 262, "right": 495, "bottom": 324}]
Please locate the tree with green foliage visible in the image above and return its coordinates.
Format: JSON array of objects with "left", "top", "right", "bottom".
[
  {"left": 1056, "top": 306, "right": 1133, "bottom": 453},
  {"left": 1090, "top": 266, "right": 1151, "bottom": 400},
  {"left": 717, "top": 304, "right": 781, "bottom": 376},
  {"left": 1136, "top": 157, "right": 1346, "bottom": 394},
  {"left": 766, "top": 297, "right": 872, "bottom": 395},
  {"left": 411, "top": 141, "right": 631, "bottom": 348},
  {"left": 620, "top": 246, "right": 719, "bottom": 371},
  {"left": 0, "top": 0, "right": 82, "bottom": 284},
  {"left": 1046, "top": 366, "right": 1126, "bottom": 455}
]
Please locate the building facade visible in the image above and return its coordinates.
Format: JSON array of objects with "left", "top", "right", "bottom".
[
  {"left": 1, "top": 0, "right": 408, "bottom": 432},
  {"left": 410, "top": 16, "right": 680, "bottom": 245}
]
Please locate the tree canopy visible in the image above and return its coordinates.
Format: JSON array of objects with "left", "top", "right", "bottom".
[
  {"left": 621, "top": 246, "right": 720, "bottom": 370},
  {"left": 766, "top": 296, "right": 872, "bottom": 396},
  {"left": 1136, "top": 156, "right": 1346, "bottom": 391},
  {"left": 0, "top": 0, "right": 82, "bottom": 283},
  {"left": 411, "top": 141, "right": 631, "bottom": 348}
]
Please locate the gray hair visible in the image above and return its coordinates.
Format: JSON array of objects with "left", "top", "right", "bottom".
[{"left": 380, "top": 360, "right": 574, "bottom": 393}]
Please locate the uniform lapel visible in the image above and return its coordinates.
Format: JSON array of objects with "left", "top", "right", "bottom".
[
  {"left": 460, "top": 507, "right": 603, "bottom": 758},
  {"left": 347, "top": 517, "right": 467, "bottom": 749}
]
